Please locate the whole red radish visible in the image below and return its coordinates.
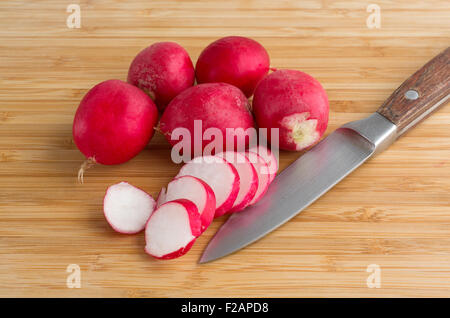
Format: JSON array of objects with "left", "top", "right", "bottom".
[
  {"left": 73, "top": 79, "right": 158, "bottom": 181},
  {"left": 103, "top": 182, "right": 156, "bottom": 234},
  {"left": 127, "top": 42, "right": 195, "bottom": 111},
  {"left": 195, "top": 36, "right": 270, "bottom": 97},
  {"left": 160, "top": 83, "right": 255, "bottom": 155},
  {"left": 145, "top": 199, "right": 201, "bottom": 260},
  {"left": 252, "top": 69, "right": 329, "bottom": 151}
]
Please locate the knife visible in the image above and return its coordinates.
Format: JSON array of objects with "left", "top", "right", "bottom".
[{"left": 200, "top": 47, "right": 450, "bottom": 264}]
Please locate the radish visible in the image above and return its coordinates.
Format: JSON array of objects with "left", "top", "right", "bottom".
[
  {"left": 156, "top": 176, "right": 216, "bottom": 232},
  {"left": 103, "top": 182, "right": 156, "bottom": 234},
  {"left": 145, "top": 199, "right": 201, "bottom": 260},
  {"left": 245, "top": 151, "right": 270, "bottom": 205},
  {"left": 252, "top": 69, "right": 329, "bottom": 151},
  {"left": 195, "top": 36, "right": 270, "bottom": 97},
  {"left": 249, "top": 145, "right": 278, "bottom": 183},
  {"left": 160, "top": 83, "right": 255, "bottom": 155},
  {"left": 176, "top": 155, "right": 240, "bottom": 217},
  {"left": 73, "top": 79, "right": 158, "bottom": 182},
  {"left": 156, "top": 188, "right": 166, "bottom": 207},
  {"left": 127, "top": 42, "right": 195, "bottom": 111},
  {"left": 216, "top": 151, "right": 258, "bottom": 213}
]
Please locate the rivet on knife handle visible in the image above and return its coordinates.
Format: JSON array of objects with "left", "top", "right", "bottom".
[{"left": 377, "top": 47, "right": 450, "bottom": 136}]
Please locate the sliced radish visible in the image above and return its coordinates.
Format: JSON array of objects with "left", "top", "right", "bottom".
[
  {"left": 245, "top": 151, "right": 270, "bottom": 205},
  {"left": 177, "top": 155, "right": 240, "bottom": 217},
  {"left": 145, "top": 199, "right": 201, "bottom": 260},
  {"left": 156, "top": 187, "right": 166, "bottom": 207},
  {"left": 156, "top": 176, "right": 216, "bottom": 232},
  {"left": 103, "top": 182, "right": 156, "bottom": 234},
  {"left": 216, "top": 151, "right": 258, "bottom": 213},
  {"left": 249, "top": 145, "right": 278, "bottom": 183}
]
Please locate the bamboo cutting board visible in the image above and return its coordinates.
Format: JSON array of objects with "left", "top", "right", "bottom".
[{"left": 0, "top": 0, "right": 449, "bottom": 297}]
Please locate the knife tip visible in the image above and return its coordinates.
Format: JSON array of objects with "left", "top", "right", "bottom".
[{"left": 198, "top": 252, "right": 215, "bottom": 264}]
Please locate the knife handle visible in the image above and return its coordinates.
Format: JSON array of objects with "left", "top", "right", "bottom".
[{"left": 377, "top": 47, "right": 450, "bottom": 136}]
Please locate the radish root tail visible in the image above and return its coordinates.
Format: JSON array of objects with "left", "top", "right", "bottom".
[
  {"left": 153, "top": 123, "right": 163, "bottom": 134},
  {"left": 154, "top": 122, "right": 171, "bottom": 137},
  {"left": 77, "top": 157, "right": 97, "bottom": 184}
]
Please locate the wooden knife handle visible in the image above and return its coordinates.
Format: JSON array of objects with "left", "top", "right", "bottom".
[{"left": 377, "top": 47, "right": 450, "bottom": 136}]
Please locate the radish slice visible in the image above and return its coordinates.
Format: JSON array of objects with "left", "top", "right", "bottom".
[
  {"left": 249, "top": 145, "right": 278, "bottom": 183},
  {"left": 103, "top": 182, "right": 156, "bottom": 234},
  {"left": 177, "top": 155, "right": 240, "bottom": 217},
  {"left": 216, "top": 151, "right": 258, "bottom": 213},
  {"left": 156, "top": 176, "right": 216, "bottom": 232},
  {"left": 145, "top": 199, "right": 201, "bottom": 260},
  {"left": 245, "top": 151, "right": 270, "bottom": 205},
  {"left": 156, "top": 187, "right": 166, "bottom": 207}
]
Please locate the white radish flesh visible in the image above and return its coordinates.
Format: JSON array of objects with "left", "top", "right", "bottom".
[
  {"left": 249, "top": 145, "right": 278, "bottom": 183},
  {"left": 156, "top": 176, "right": 216, "bottom": 232},
  {"left": 177, "top": 155, "right": 240, "bottom": 217},
  {"left": 216, "top": 151, "right": 258, "bottom": 213},
  {"left": 145, "top": 199, "right": 201, "bottom": 260},
  {"left": 156, "top": 187, "right": 166, "bottom": 207},
  {"left": 103, "top": 182, "right": 156, "bottom": 234},
  {"left": 245, "top": 151, "right": 270, "bottom": 205}
]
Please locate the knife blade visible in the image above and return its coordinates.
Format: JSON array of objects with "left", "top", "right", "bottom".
[{"left": 200, "top": 47, "right": 450, "bottom": 264}]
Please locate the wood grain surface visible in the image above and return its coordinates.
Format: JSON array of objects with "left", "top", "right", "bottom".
[{"left": 0, "top": 0, "right": 449, "bottom": 298}]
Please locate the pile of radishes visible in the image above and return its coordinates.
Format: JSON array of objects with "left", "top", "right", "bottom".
[{"left": 72, "top": 36, "right": 330, "bottom": 260}]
